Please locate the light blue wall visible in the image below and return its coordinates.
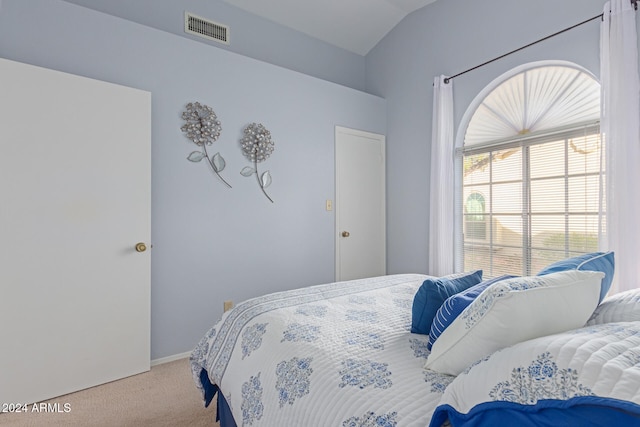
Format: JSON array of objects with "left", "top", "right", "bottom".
[
  {"left": 0, "top": 0, "right": 385, "bottom": 359},
  {"left": 6, "top": 0, "right": 634, "bottom": 360},
  {"left": 61, "top": 0, "right": 367, "bottom": 92},
  {"left": 366, "top": 0, "right": 633, "bottom": 275}
]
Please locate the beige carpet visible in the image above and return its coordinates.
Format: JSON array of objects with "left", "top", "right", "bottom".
[{"left": 0, "top": 358, "right": 220, "bottom": 427}]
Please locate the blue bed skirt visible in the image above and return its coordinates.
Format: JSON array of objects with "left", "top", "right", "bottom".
[{"left": 199, "top": 368, "right": 237, "bottom": 427}]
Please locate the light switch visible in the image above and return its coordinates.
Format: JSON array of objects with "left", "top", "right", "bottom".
[{"left": 326, "top": 200, "right": 333, "bottom": 211}]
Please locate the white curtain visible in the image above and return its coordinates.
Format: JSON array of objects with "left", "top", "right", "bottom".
[
  {"left": 600, "top": 0, "right": 640, "bottom": 293},
  {"left": 428, "top": 75, "right": 455, "bottom": 276}
]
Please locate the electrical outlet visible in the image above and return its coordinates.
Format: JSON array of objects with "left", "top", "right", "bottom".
[
  {"left": 326, "top": 200, "right": 333, "bottom": 211},
  {"left": 223, "top": 300, "right": 234, "bottom": 312}
]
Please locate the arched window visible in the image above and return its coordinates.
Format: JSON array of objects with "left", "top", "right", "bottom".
[{"left": 459, "top": 62, "right": 603, "bottom": 277}]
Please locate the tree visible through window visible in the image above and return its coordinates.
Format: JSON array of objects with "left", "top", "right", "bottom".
[
  {"left": 465, "top": 193, "right": 486, "bottom": 240},
  {"left": 460, "top": 63, "right": 604, "bottom": 277}
]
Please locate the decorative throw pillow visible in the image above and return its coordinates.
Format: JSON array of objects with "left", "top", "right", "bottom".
[
  {"left": 411, "top": 270, "right": 483, "bottom": 335},
  {"left": 537, "top": 251, "right": 614, "bottom": 302},
  {"left": 424, "top": 270, "right": 604, "bottom": 376},
  {"left": 586, "top": 288, "right": 640, "bottom": 325},
  {"left": 427, "top": 275, "right": 516, "bottom": 350}
]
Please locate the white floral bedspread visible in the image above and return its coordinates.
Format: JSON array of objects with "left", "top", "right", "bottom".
[
  {"left": 430, "top": 321, "right": 640, "bottom": 426},
  {"left": 191, "top": 274, "right": 453, "bottom": 427}
]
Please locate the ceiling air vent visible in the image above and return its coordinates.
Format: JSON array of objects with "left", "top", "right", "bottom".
[{"left": 185, "top": 12, "right": 230, "bottom": 45}]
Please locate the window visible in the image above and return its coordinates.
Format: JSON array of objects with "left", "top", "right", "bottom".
[{"left": 459, "top": 63, "right": 604, "bottom": 277}]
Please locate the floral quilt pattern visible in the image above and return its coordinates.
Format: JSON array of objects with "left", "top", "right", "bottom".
[
  {"left": 344, "top": 330, "right": 385, "bottom": 350},
  {"left": 431, "top": 321, "right": 640, "bottom": 427},
  {"left": 241, "top": 323, "right": 268, "bottom": 359},
  {"left": 281, "top": 323, "right": 320, "bottom": 343},
  {"left": 296, "top": 305, "right": 327, "bottom": 318},
  {"left": 339, "top": 358, "right": 393, "bottom": 390},
  {"left": 241, "top": 373, "right": 264, "bottom": 426},
  {"left": 424, "top": 370, "right": 455, "bottom": 394},
  {"left": 275, "top": 356, "right": 314, "bottom": 407},
  {"left": 346, "top": 310, "right": 379, "bottom": 324},
  {"left": 489, "top": 352, "right": 593, "bottom": 403},
  {"left": 191, "top": 274, "right": 452, "bottom": 426},
  {"left": 342, "top": 411, "right": 399, "bottom": 427},
  {"left": 409, "top": 337, "right": 429, "bottom": 359}
]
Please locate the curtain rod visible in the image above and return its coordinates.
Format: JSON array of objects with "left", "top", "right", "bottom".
[{"left": 443, "top": 0, "right": 638, "bottom": 84}]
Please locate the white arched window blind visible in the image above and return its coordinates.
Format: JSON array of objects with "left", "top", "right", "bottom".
[{"left": 459, "top": 64, "right": 603, "bottom": 277}]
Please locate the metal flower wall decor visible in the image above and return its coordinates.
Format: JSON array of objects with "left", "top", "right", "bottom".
[
  {"left": 180, "top": 102, "right": 277, "bottom": 202},
  {"left": 181, "top": 102, "right": 232, "bottom": 188},
  {"left": 240, "top": 123, "right": 275, "bottom": 203}
]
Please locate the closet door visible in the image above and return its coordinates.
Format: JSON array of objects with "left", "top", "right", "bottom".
[
  {"left": 335, "top": 126, "right": 386, "bottom": 281},
  {"left": 0, "top": 58, "right": 151, "bottom": 404}
]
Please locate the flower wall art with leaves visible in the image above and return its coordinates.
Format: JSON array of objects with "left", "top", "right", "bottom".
[
  {"left": 181, "top": 102, "right": 231, "bottom": 188},
  {"left": 240, "top": 122, "right": 275, "bottom": 203}
]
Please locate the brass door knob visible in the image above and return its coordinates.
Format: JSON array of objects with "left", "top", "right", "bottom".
[
  {"left": 135, "top": 242, "right": 147, "bottom": 252},
  {"left": 341, "top": 231, "right": 350, "bottom": 237}
]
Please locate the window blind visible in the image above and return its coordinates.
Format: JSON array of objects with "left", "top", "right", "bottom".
[{"left": 459, "top": 125, "right": 604, "bottom": 277}]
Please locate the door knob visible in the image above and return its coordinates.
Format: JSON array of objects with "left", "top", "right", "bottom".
[
  {"left": 135, "top": 242, "right": 147, "bottom": 252},
  {"left": 341, "top": 231, "right": 350, "bottom": 237}
]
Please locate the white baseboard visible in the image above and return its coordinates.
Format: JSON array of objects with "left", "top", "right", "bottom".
[{"left": 151, "top": 351, "right": 191, "bottom": 367}]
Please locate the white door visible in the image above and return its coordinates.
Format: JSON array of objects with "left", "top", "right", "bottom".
[
  {"left": 335, "top": 126, "right": 386, "bottom": 281},
  {"left": 0, "top": 58, "right": 151, "bottom": 404}
]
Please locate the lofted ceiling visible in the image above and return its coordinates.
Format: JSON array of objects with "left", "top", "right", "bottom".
[{"left": 220, "top": 0, "right": 439, "bottom": 55}]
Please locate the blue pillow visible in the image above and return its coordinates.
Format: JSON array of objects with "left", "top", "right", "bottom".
[
  {"left": 411, "top": 270, "right": 482, "bottom": 335},
  {"left": 428, "top": 275, "right": 515, "bottom": 350},
  {"left": 537, "top": 251, "right": 614, "bottom": 302}
]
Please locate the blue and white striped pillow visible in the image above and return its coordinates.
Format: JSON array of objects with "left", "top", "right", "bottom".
[{"left": 428, "top": 275, "right": 515, "bottom": 350}]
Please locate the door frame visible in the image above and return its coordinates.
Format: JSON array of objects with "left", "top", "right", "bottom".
[{"left": 335, "top": 126, "right": 386, "bottom": 281}]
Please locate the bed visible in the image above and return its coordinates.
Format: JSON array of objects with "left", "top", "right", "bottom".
[{"left": 190, "top": 253, "right": 640, "bottom": 426}]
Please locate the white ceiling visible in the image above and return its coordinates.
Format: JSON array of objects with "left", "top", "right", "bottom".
[{"left": 221, "top": 0, "right": 439, "bottom": 55}]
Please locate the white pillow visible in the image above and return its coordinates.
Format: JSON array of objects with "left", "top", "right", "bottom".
[
  {"left": 424, "top": 270, "right": 604, "bottom": 375},
  {"left": 586, "top": 288, "right": 640, "bottom": 325}
]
